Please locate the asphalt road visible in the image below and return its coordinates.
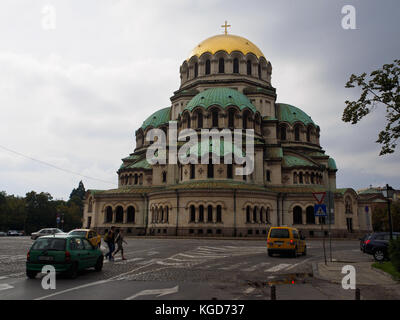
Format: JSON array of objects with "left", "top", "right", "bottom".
[{"left": 0, "top": 236, "right": 379, "bottom": 300}]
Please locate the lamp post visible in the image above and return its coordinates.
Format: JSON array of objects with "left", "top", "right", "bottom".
[{"left": 382, "top": 184, "right": 394, "bottom": 241}]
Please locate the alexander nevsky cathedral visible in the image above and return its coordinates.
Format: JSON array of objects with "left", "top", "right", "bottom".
[{"left": 83, "top": 25, "right": 384, "bottom": 238}]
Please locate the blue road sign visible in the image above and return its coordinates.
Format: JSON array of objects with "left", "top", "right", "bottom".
[{"left": 314, "top": 204, "right": 327, "bottom": 217}]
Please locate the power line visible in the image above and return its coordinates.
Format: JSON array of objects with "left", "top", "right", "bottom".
[{"left": 0, "top": 144, "right": 117, "bottom": 186}]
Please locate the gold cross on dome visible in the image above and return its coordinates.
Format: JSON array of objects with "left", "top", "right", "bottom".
[{"left": 221, "top": 20, "right": 231, "bottom": 35}]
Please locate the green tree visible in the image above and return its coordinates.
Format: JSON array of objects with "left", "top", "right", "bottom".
[
  {"left": 342, "top": 59, "right": 400, "bottom": 155},
  {"left": 372, "top": 202, "right": 400, "bottom": 232},
  {"left": 70, "top": 181, "right": 86, "bottom": 203}
]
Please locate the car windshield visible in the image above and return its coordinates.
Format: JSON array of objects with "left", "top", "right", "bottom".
[
  {"left": 270, "top": 229, "right": 290, "bottom": 238},
  {"left": 31, "top": 238, "right": 66, "bottom": 251},
  {"left": 69, "top": 231, "right": 86, "bottom": 237}
]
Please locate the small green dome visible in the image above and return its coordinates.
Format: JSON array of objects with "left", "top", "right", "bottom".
[
  {"left": 328, "top": 158, "right": 337, "bottom": 171},
  {"left": 184, "top": 88, "right": 257, "bottom": 113},
  {"left": 141, "top": 107, "right": 171, "bottom": 130},
  {"left": 277, "top": 103, "right": 316, "bottom": 127}
]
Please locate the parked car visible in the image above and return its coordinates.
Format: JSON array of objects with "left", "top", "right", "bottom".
[
  {"left": 267, "top": 226, "right": 307, "bottom": 257},
  {"left": 26, "top": 234, "right": 104, "bottom": 279},
  {"left": 30, "top": 228, "right": 64, "bottom": 240},
  {"left": 7, "top": 230, "right": 20, "bottom": 236},
  {"left": 359, "top": 234, "right": 371, "bottom": 252},
  {"left": 364, "top": 232, "right": 400, "bottom": 261},
  {"left": 0, "top": 231, "right": 7, "bottom": 237},
  {"left": 67, "top": 229, "right": 102, "bottom": 248}
]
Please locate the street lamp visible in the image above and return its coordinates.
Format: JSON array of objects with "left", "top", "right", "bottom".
[{"left": 382, "top": 184, "right": 394, "bottom": 240}]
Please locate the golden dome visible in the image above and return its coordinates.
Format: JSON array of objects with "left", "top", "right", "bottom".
[{"left": 188, "top": 34, "right": 265, "bottom": 60}]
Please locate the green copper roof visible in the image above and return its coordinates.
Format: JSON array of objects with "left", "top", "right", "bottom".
[
  {"left": 141, "top": 107, "right": 171, "bottom": 130},
  {"left": 186, "top": 140, "right": 245, "bottom": 158},
  {"left": 126, "top": 158, "right": 152, "bottom": 170},
  {"left": 277, "top": 103, "right": 316, "bottom": 127},
  {"left": 328, "top": 158, "right": 337, "bottom": 170},
  {"left": 185, "top": 88, "right": 257, "bottom": 113},
  {"left": 282, "top": 155, "right": 319, "bottom": 168}
]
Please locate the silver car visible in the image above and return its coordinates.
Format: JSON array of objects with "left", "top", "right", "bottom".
[{"left": 30, "top": 228, "right": 64, "bottom": 240}]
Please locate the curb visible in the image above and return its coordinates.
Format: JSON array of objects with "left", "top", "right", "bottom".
[{"left": 370, "top": 264, "right": 400, "bottom": 282}]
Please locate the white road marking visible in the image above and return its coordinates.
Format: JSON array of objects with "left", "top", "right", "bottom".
[
  {"left": 284, "top": 258, "right": 312, "bottom": 271},
  {"left": 0, "top": 284, "right": 14, "bottom": 291},
  {"left": 244, "top": 287, "right": 255, "bottom": 294},
  {"left": 114, "top": 257, "right": 145, "bottom": 265},
  {"left": 265, "top": 263, "right": 291, "bottom": 272},
  {"left": 242, "top": 262, "right": 270, "bottom": 272},
  {"left": 219, "top": 262, "right": 249, "bottom": 270},
  {"left": 125, "top": 285, "right": 179, "bottom": 300}
]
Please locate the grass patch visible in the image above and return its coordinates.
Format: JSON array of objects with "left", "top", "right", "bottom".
[{"left": 372, "top": 261, "right": 400, "bottom": 281}]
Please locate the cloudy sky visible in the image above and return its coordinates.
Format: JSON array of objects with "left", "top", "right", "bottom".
[{"left": 0, "top": 0, "right": 399, "bottom": 199}]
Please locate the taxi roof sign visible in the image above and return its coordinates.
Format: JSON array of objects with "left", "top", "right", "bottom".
[{"left": 312, "top": 192, "right": 326, "bottom": 204}]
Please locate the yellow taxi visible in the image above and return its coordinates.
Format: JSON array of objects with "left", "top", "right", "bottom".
[
  {"left": 267, "top": 227, "right": 306, "bottom": 257},
  {"left": 68, "top": 229, "right": 102, "bottom": 248}
]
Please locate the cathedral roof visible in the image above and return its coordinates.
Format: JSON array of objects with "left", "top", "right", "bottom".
[
  {"left": 188, "top": 34, "right": 265, "bottom": 60},
  {"left": 184, "top": 87, "right": 257, "bottom": 113},
  {"left": 277, "top": 103, "right": 316, "bottom": 127},
  {"left": 141, "top": 107, "right": 171, "bottom": 130},
  {"left": 328, "top": 158, "right": 337, "bottom": 171},
  {"left": 282, "top": 155, "right": 319, "bottom": 168}
]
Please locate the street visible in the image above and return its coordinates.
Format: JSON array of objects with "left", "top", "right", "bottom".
[{"left": 0, "top": 236, "right": 398, "bottom": 300}]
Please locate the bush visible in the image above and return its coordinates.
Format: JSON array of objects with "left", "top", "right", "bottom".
[{"left": 389, "top": 237, "right": 400, "bottom": 272}]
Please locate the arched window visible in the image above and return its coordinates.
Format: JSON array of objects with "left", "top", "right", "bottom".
[
  {"left": 218, "top": 58, "right": 225, "bottom": 73},
  {"left": 88, "top": 198, "right": 93, "bottom": 213},
  {"left": 165, "top": 207, "right": 169, "bottom": 223},
  {"left": 258, "top": 64, "right": 261, "bottom": 79},
  {"left": 194, "top": 62, "right": 198, "bottom": 78},
  {"left": 266, "top": 170, "right": 271, "bottom": 182},
  {"left": 294, "top": 125, "right": 300, "bottom": 141},
  {"left": 345, "top": 197, "right": 352, "bottom": 214},
  {"left": 293, "top": 206, "right": 303, "bottom": 224},
  {"left": 246, "top": 206, "right": 251, "bottom": 223},
  {"left": 134, "top": 174, "right": 138, "bottom": 185},
  {"left": 106, "top": 206, "right": 113, "bottom": 223},
  {"left": 227, "top": 164, "right": 233, "bottom": 179},
  {"left": 299, "top": 172, "right": 304, "bottom": 184},
  {"left": 212, "top": 109, "right": 219, "bottom": 127},
  {"left": 116, "top": 206, "right": 124, "bottom": 223},
  {"left": 162, "top": 171, "right": 167, "bottom": 183},
  {"left": 307, "top": 127, "right": 312, "bottom": 142},
  {"left": 197, "top": 111, "right": 203, "bottom": 128},
  {"left": 306, "top": 206, "right": 315, "bottom": 224},
  {"left": 160, "top": 207, "right": 164, "bottom": 223},
  {"left": 207, "top": 205, "right": 213, "bottom": 222},
  {"left": 205, "top": 59, "right": 211, "bottom": 75},
  {"left": 242, "top": 111, "right": 249, "bottom": 129},
  {"left": 190, "top": 164, "right": 195, "bottom": 179},
  {"left": 233, "top": 58, "right": 239, "bottom": 73},
  {"left": 228, "top": 109, "right": 235, "bottom": 127},
  {"left": 207, "top": 163, "right": 214, "bottom": 178},
  {"left": 260, "top": 208, "right": 264, "bottom": 223},
  {"left": 186, "top": 114, "right": 191, "bottom": 128},
  {"left": 311, "top": 173, "right": 315, "bottom": 184},
  {"left": 190, "top": 205, "right": 195, "bottom": 222},
  {"left": 127, "top": 206, "right": 135, "bottom": 223},
  {"left": 266, "top": 208, "right": 270, "bottom": 223},
  {"left": 216, "top": 205, "right": 222, "bottom": 222},
  {"left": 253, "top": 207, "right": 258, "bottom": 223},
  {"left": 293, "top": 172, "right": 298, "bottom": 184},
  {"left": 125, "top": 175, "right": 129, "bottom": 185},
  {"left": 247, "top": 60, "right": 252, "bottom": 75},
  {"left": 199, "top": 205, "right": 204, "bottom": 222},
  {"left": 280, "top": 125, "right": 286, "bottom": 140}
]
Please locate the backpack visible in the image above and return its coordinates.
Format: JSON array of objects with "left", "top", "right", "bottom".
[{"left": 103, "top": 232, "right": 110, "bottom": 242}]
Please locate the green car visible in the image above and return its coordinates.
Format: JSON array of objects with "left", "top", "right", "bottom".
[{"left": 26, "top": 234, "right": 104, "bottom": 279}]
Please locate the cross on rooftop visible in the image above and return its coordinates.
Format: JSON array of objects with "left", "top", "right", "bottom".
[{"left": 221, "top": 20, "right": 231, "bottom": 35}]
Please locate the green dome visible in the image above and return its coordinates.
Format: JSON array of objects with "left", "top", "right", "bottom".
[
  {"left": 328, "top": 158, "right": 337, "bottom": 171},
  {"left": 277, "top": 103, "right": 316, "bottom": 127},
  {"left": 184, "top": 88, "right": 257, "bottom": 113},
  {"left": 141, "top": 107, "right": 171, "bottom": 130}
]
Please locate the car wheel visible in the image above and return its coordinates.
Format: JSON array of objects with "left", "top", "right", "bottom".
[
  {"left": 26, "top": 270, "right": 38, "bottom": 279},
  {"left": 302, "top": 246, "right": 307, "bottom": 256},
  {"left": 374, "top": 249, "right": 385, "bottom": 262},
  {"left": 292, "top": 248, "right": 297, "bottom": 258},
  {"left": 268, "top": 250, "right": 273, "bottom": 257},
  {"left": 95, "top": 256, "right": 104, "bottom": 272},
  {"left": 67, "top": 262, "right": 79, "bottom": 279}
]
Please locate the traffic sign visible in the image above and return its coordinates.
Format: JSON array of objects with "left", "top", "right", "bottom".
[
  {"left": 312, "top": 192, "right": 326, "bottom": 204},
  {"left": 314, "top": 204, "right": 327, "bottom": 217}
]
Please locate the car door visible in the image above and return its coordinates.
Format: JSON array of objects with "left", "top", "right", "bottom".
[
  {"left": 70, "top": 238, "right": 88, "bottom": 269},
  {"left": 291, "top": 229, "right": 301, "bottom": 253},
  {"left": 82, "top": 238, "right": 97, "bottom": 267}
]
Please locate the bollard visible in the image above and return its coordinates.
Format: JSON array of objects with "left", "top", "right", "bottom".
[
  {"left": 270, "top": 285, "right": 276, "bottom": 300},
  {"left": 355, "top": 288, "right": 360, "bottom": 300}
]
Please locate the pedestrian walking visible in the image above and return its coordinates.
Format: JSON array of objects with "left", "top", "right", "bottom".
[
  {"left": 112, "top": 229, "right": 127, "bottom": 260},
  {"left": 104, "top": 226, "right": 116, "bottom": 261}
]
